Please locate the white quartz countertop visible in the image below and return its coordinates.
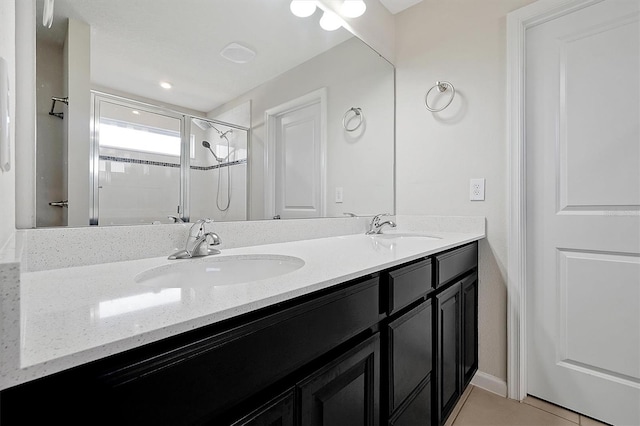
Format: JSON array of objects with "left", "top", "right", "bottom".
[{"left": 15, "top": 229, "right": 483, "bottom": 387}]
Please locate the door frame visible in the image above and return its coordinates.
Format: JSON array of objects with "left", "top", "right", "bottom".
[
  {"left": 506, "top": 0, "right": 604, "bottom": 401},
  {"left": 263, "top": 88, "right": 327, "bottom": 219}
]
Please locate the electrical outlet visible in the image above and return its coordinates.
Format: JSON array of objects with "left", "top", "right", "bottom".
[
  {"left": 335, "top": 187, "right": 344, "bottom": 203},
  {"left": 470, "top": 178, "right": 485, "bottom": 201}
]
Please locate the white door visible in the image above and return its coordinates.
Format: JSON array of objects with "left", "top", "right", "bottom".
[
  {"left": 274, "top": 101, "right": 324, "bottom": 219},
  {"left": 526, "top": 1, "right": 640, "bottom": 425}
]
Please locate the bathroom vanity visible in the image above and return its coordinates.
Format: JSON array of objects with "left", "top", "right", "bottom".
[{"left": 0, "top": 235, "right": 478, "bottom": 426}]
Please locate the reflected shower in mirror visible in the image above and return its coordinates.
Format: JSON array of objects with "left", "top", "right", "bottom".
[
  {"left": 89, "top": 93, "right": 249, "bottom": 226},
  {"left": 30, "top": 0, "right": 394, "bottom": 227},
  {"left": 189, "top": 117, "right": 248, "bottom": 223}
]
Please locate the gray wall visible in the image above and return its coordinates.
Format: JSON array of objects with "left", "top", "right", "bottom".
[{"left": 395, "top": 0, "right": 536, "bottom": 382}]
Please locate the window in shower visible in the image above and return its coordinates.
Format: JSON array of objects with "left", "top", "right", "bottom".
[{"left": 99, "top": 119, "right": 182, "bottom": 156}]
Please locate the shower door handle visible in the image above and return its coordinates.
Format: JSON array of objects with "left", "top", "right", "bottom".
[{"left": 49, "top": 200, "right": 68, "bottom": 208}]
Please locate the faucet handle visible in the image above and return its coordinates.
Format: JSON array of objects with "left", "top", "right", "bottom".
[{"left": 189, "top": 218, "right": 214, "bottom": 237}]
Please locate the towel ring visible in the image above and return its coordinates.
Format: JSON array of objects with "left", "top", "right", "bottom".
[
  {"left": 425, "top": 81, "right": 455, "bottom": 112},
  {"left": 342, "top": 107, "right": 364, "bottom": 132}
]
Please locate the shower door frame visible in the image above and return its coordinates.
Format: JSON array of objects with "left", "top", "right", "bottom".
[{"left": 90, "top": 91, "right": 250, "bottom": 225}]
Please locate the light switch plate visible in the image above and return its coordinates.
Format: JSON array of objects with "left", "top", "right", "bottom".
[
  {"left": 335, "top": 187, "right": 344, "bottom": 203},
  {"left": 470, "top": 178, "right": 485, "bottom": 201}
]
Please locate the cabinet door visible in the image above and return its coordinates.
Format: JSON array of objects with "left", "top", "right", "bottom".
[
  {"left": 387, "top": 299, "right": 432, "bottom": 414},
  {"left": 389, "top": 377, "right": 432, "bottom": 426},
  {"left": 298, "top": 334, "right": 380, "bottom": 426},
  {"left": 231, "top": 389, "right": 295, "bottom": 426},
  {"left": 436, "top": 282, "right": 461, "bottom": 424},
  {"left": 461, "top": 275, "right": 478, "bottom": 387}
]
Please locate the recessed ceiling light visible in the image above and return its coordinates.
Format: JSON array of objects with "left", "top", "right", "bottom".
[
  {"left": 319, "top": 10, "right": 342, "bottom": 31},
  {"left": 220, "top": 42, "right": 256, "bottom": 64},
  {"left": 341, "top": 0, "right": 366, "bottom": 18},
  {"left": 132, "top": 110, "right": 140, "bottom": 115},
  {"left": 160, "top": 81, "right": 172, "bottom": 89},
  {"left": 290, "top": 0, "right": 317, "bottom": 18}
]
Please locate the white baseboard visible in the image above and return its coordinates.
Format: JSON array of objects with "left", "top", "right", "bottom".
[{"left": 470, "top": 371, "right": 508, "bottom": 398}]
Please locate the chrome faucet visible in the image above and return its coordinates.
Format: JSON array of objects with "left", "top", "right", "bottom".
[
  {"left": 366, "top": 213, "right": 397, "bottom": 235},
  {"left": 169, "top": 218, "right": 222, "bottom": 260},
  {"left": 167, "top": 215, "right": 185, "bottom": 223}
]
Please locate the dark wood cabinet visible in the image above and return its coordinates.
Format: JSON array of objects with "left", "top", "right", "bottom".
[
  {"left": 461, "top": 275, "right": 478, "bottom": 387},
  {"left": 298, "top": 334, "right": 380, "bottom": 426},
  {"left": 384, "top": 259, "right": 432, "bottom": 315},
  {"left": 387, "top": 299, "right": 432, "bottom": 413},
  {"left": 389, "top": 377, "right": 432, "bottom": 426},
  {"left": 436, "top": 282, "right": 462, "bottom": 424},
  {"left": 0, "top": 241, "right": 479, "bottom": 426},
  {"left": 231, "top": 389, "right": 295, "bottom": 426},
  {"left": 435, "top": 273, "right": 478, "bottom": 425},
  {"left": 434, "top": 244, "right": 477, "bottom": 288},
  {"left": 433, "top": 242, "right": 479, "bottom": 425}
]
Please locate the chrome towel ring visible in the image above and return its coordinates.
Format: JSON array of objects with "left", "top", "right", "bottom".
[
  {"left": 425, "top": 81, "right": 455, "bottom": 112},
  {"left": 342, "top": 107, "right": 364, "bottom": 132}
]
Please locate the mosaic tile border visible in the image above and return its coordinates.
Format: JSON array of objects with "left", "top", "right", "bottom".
[{"left": 100, "top": 155, "right": 247, "bottom": 170}]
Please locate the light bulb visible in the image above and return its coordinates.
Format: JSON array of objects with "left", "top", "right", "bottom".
[
  {"left": 319, "top": 10, "right": 342, "bottom": 31},
  {"left": 160, "top": 81, "right": 172, "bottom": 89},
  {"left": 341, "top": 0, "right": 366, "bottom": 18},
  {"left": 290, "top": 1, "right": 317, "bottom": 18}
]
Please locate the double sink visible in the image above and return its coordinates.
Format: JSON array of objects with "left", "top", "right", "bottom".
[{"left": 135, "top": 231, "right": 441, "bottom": 289}]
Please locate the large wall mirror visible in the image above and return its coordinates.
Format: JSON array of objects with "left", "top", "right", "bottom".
[{"left": 30, "top": 0, "right": 395, "bottom": 227}]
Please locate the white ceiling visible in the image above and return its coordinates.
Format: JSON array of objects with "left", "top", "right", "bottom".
[
  {"left": 378, "top": 0, "right": 423, "bottom": 14},
  {"left": 37, "top": 0, "right": 353, "bottom": 113}
]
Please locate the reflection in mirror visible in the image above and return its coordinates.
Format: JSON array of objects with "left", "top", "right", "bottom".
[
  {"left": 95, "top": 98, "right": 183, "bottom": 226},
  {"left": 189, "top": 117, "right": 248, "bottom": 223},
  {"left": 90, "top": 94, "right": 250, "bottom": 226},
  {"left": 31, "top": 0, "right": 395, "bottom": 227}
]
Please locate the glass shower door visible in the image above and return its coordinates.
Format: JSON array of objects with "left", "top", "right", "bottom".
[{"left": 93, "top": 96, "right": 183, "bottom": 225}]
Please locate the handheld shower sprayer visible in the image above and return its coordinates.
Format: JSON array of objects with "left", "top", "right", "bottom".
[
  {"left": 201, "top": 129, "right": 234, "bottom": 212},
  {"left": 202, "top": 141, "right": 223, "bottom": 163}
]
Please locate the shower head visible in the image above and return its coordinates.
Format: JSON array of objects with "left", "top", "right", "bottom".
[
  {"left": 193, "top": 118, "right": 215, "bottom": 131},
  {"left": 202, "top": 141, "right": 223, "bottom": 162}
]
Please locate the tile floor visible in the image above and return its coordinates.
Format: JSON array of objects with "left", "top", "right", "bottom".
[{"left": 445, "top": 386, "right": 610, "bottom": 426}]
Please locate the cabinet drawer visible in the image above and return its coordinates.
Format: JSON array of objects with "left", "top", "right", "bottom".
[
  {"left": 98, "top": 278, "right": 380, "bottom": 425},
  {"left": 435, "top": 243, "right": 477, "bottom": 288},
  {"left": 385, "top": 259, "right": 432, "bottom": 314},
  {"left": 389, "top": 376, "right": 432, "bottom": 426},
  {"left": 388, "top": 299, "right": 432, "bottom": 413}
]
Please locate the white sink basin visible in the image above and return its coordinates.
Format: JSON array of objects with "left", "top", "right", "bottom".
[
  {"left": 370, "top": 232, "right": 441, "bottom": 240},
  {"left": 135, "top": 255, "right": 305, "bottom": 289}
]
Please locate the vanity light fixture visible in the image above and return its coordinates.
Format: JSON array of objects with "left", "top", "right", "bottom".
[
  {"left": 289, "top": 0, "right": 317, "bottom": 18},
  {"left": 160, "top": 81, "right": 172, "bottom": 89},
  {"left": 341, "top": 0, "right": 366, "bottom": 18},
  {"left": 319, "top": 10, "right": 343, "bottom": 31}
]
